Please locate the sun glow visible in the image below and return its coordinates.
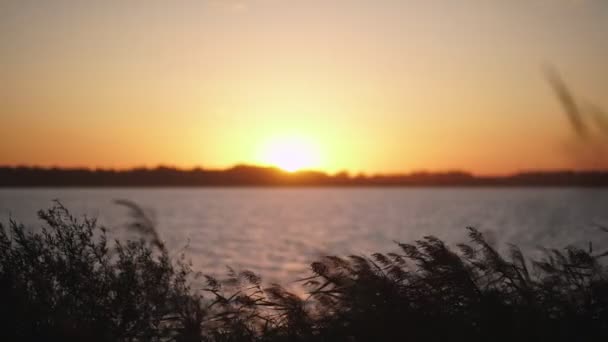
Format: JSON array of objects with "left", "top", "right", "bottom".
[{"left": 258, "top": 136, "right": 322, "bottom": 172}]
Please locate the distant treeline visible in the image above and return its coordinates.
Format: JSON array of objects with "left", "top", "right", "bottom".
[{"left": 1, "top": 165, "right": 608, "bottom": 187}]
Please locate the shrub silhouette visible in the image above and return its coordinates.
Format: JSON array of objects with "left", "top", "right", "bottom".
[
  {"left": 0, "top": 203, "right": 204, "bottom": 341},
  {"left": 1, "top": 203, "right": 608, "bottom": 341}
]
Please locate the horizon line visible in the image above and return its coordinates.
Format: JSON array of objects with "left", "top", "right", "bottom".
[{"left": 2, "top": 163, "right": 607, "bottom": 179}]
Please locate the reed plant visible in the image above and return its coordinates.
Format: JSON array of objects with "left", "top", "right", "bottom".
[{"left": 1, "top": 202, "right": 607, "bottom": 341}]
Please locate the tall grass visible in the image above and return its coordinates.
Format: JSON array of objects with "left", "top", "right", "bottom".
[{"left": 1, "top": 203, "right": 608, "bottom": 341}]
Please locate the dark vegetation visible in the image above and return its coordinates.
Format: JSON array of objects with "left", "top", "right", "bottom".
[
  {"left": 544, "top": 65, "right": 608, "bottom": 168},
  {"left": 1, "top": 165, "right": 608, "bottom": 187},
  {"left": 2, "top": 202, "right": 608, "bottom": 341}
]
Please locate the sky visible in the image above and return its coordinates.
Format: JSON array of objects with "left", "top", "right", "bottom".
[{"left": 1, "top": 0, "right": 607, "bottom": 175}]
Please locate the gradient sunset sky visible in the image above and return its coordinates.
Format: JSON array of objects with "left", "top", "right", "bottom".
[{"left": 1, "top": 0, "right": 607, "bottom": 175}]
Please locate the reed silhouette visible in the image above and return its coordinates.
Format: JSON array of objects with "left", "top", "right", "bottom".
[
  {"left": 2, "top": 202, "right": 608, "bottom": 341},
  {"left": 545, "top": 65, "right": 608, "bottom": 168}
]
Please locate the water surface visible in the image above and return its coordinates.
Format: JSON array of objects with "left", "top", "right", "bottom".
[{"left": 1, "top": 188, "right": 607, "bottom": 281}]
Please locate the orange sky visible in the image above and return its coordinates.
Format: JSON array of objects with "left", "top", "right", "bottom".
[{"left": 1, "top": 0, "right": 607, "bottom": 175}]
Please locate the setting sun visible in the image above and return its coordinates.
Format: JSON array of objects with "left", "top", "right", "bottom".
[{"left": 258, "top": 136, "right": 322, "bottom": 172}]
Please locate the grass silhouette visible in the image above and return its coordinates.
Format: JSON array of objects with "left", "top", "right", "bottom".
[
  {"left": 2, "top": 202, "right": 608, "bottom": 341},
  {"left": 545, "top": 65, "right": 608, "bottom": 168}
]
